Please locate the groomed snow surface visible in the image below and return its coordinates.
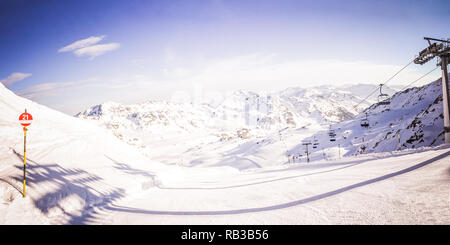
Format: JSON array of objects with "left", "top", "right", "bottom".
[{"left": 1, "top": 81, "right": 449, "bottom": 225}]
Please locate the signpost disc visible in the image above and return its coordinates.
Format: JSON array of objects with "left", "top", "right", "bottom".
[{"left": 19, "top": 112, "right": 33, "bottom": 127}]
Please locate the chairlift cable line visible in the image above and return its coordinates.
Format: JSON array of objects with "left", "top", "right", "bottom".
[
  {"left": 353, "top": 59, "right": 414, "bottom": 110},
  {"left": 355, "top": 64, "right": 437, "bottom": 110},
  {"left": 399, "top": 66, "right": 439, "bottom": 91},
  {"left": 353, "top": 86, "right": 381, "bottom": 110},
  {"left": 381, "top": 59, "right": 415, "bottom": 87}
]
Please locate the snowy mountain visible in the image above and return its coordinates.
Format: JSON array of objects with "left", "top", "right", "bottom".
[
  {"left": 294, "top": 78, "right": 444, "bottom": 160},
  {"left": 354, "top": 79, "right": 443, "bottom": 152},
  {"left": 75, "top": 85, "right": 373, "bottom": 152},
  {"left": 75, "top": 100, "right": 214, "bottom": 151},
  {"left": 276, "top": 85, "right": 367, "bottom": 123}
]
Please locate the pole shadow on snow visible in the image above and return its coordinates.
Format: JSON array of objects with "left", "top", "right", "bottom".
[
  {"left": 103, "top": 149, "right": 450, "bottom": 216},
  {"left": 105, "top": 155, "right": 159, "bottom": 190},
  {"left": 105, "top": 155, "right": 157, "bottom": 179},
  {"left": 11, "top": 149, "right": 126, "bottom": 225}
]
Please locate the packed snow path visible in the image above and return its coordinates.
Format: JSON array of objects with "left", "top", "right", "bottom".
[{"left": 96, "top": 146, "right": 450, "bottom": 224}]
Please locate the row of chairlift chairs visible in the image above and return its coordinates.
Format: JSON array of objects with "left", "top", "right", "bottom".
[
  {"left": 313, "top": 136, "right": 319, "bottom": 148},
  {"left": 328, "top": 128, "right": 336, "bottom": 142},
  {"left": 295, "top": 137, "right": 319, "bottom": 160},
  {"left": 297, "top": 84, "right": 391, "bottom": 161}
]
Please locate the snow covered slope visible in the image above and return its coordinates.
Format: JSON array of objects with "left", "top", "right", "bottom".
[
  {"left": 294, "top": 78, "right": 445, "bottom": 161},
  {"left": 360, "top": 79, "right": 443, "bottom": 152},
  {"left": 0, "top": 82, "right": 168, "bottom": 224}
]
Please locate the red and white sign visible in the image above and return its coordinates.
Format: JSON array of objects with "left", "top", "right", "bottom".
[{"left": 19, "top": 112, "right": 33, "bottom": 127}]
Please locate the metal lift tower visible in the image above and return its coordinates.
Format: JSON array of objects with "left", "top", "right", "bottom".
[
  {"left": 414, "top": 37, "right": 450, "bottom": 143},
  {"left": 302, "top": 142, "right": 312, "bottom": 163}
]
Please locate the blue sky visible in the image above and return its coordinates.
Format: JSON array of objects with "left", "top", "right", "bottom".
[{"left": 1, "top": 0, "right": 449, "bottom": 115}]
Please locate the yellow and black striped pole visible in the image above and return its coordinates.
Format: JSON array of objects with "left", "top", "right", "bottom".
[{"left": 23, "top": 126, "right": 27, "bottom": 197}]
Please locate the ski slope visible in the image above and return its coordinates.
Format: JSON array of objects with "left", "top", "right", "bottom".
[
  {"left": 72, "top": 145, "right": 450, "bottom": 224},
  {"left": 1, "top": 81, "right": 449, "bottom": 224},
  {"left": 0, "top": 82, "right": 170, "bottom": 224}
]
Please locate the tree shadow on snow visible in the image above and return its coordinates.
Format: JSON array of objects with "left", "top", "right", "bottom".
[{"left": 11, "top": 149, "right": 126, "bottom": 225}]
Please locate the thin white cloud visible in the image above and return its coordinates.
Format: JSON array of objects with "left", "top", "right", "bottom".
[
  {"left": 0, "top": 72, "right": 32, "bottom": 87},
  {"left": 58, "top": 35, "right": 120, "bottom": 59},
  {"left": 58, "top": 35, "right": 105, "bottom": 53},
  {"left": 19, "top": 81, "right": 77, "bottom": 99},
  {"left": 73, "top": 43, "right": 120, "bottom": 59},
  {"left": 18, "top": 78, "right": 99, "bottom": 100}
]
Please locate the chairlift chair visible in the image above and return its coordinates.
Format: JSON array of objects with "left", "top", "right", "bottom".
[
  {"left": 360, "top": 112, "right": 370, "bottom": 127},
  {"left": 378, "top": 94, "right": 390, "bottom": 105},
  {"left": 377, "top": 84, "right": 391, "bottom": 105},
  {"left": 360, "top": 119, "right": 369, "bottom": 127}
]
